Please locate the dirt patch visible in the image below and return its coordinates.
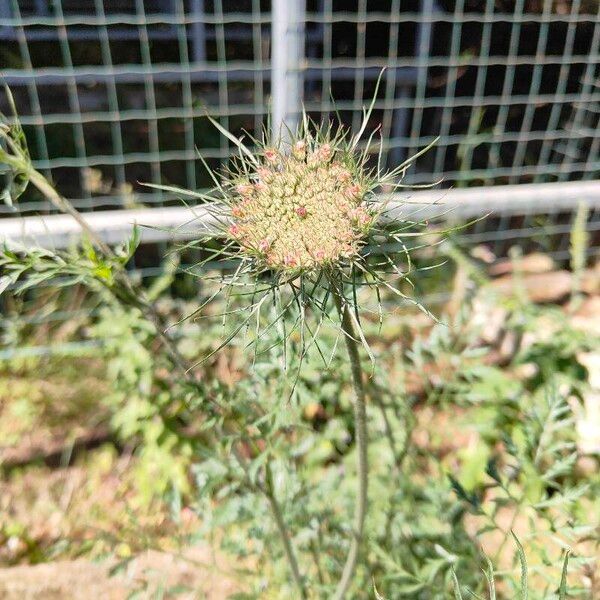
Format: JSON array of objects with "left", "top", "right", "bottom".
[{"left": 0, "top": 547, "right": 242, "bottom": 599}]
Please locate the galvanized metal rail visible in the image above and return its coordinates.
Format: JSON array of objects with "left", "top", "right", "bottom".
[{"left": 2, "top": 180, "right": 599, "bottom": 249}]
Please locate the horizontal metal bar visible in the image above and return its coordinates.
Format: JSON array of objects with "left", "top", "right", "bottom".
[
  {"left": 0, "top": 204, "right": 222, "bottom": 248},
  {"left": 11, "top": 90, "right": 600, "bottom": 128},
  {"left": 0, "top": 65, "right": 419, "bottom": 86},
  {"left": 0, "top": 27, "right": 263, "bottom": 42},
  {"left": 381, "top": 180, "right": 600, "bottom": 221},
  {"left": 0, "top": 25, "right": 327, "bottom": 43},
  {"left": 2, "top": 181, "right": 599, "bottom": 249},
  {"left": 2, "top": 12, "right": 598, "bottom": 27},
  {"left": 15, "top": 139, "right": 600, "bottom": 172},
  {"left": 1, "top": 53, "right": 594, "bottom": 86}
]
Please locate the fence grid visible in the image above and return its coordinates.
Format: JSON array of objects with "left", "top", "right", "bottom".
[{"left": 0, "top": 0, "right": 598, "bottom": 267}]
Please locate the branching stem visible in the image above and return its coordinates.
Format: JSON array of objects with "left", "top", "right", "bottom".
[{"left": 330, "top": 275, "right": 369, "bottom": 600}]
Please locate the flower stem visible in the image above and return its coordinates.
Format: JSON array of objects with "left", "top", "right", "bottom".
[{"left": 330, "top": 276, "right": 369, "bottom": 600}]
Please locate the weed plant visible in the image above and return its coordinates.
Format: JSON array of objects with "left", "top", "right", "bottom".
[{"left": 1, "top": 86, "right": 599, "bottom": 598}]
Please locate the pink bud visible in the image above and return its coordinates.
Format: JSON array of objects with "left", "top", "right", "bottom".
[
  {"left": 296, "top": 206, "right": 307, "bottom": 218},
  {"left": 264, "top": 149, "right": 279, "bottom": 163},
  {"left": 255, "top": 181, "right": 267, "bottom": 192},
  {"left": 346, "top": 184, "right": 362, "bottom": 198},
  {"left": 257, "top": 167, "right": 271, "bottom": 180},
  {"left": 228, "top": 224, "right": 241, "bottom": 237},
  {"left": 236, "top": 183, "right": 253, "bottom": 196},
  {"left": 315, "top": 250, "right": 325, "bottom": 261},
  {"left": 341, "top": 244, "right": 354, "bottom": 257},
  {"left": 292, "top": 141, "right": 306, "bottom": 160},
  {"left": 258, "top": 239, "right": 270, "bottom": 252},
  {"left": 337, "top": 169, "right": 351, "bottom": 182},
  {"left": 284, "top": 254, "right": 298, "bottom": 267},
  {"left": 231, "top": 204, "right": 243, "bottom": 218},
  {"left": 350, "top": 207, "right": 370, "bottom": 225},
  {"left": 317, "top": 143, "right": 332, "bottom": 161}
]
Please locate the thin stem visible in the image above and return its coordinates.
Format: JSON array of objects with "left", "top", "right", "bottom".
[
  {"left": 228, "top": 442, "right": 306, "bottom": 598},
  {"left": 330, "top": 275, "right": 369, "bottom": 600},
  {"left": 27, "top": 168, "right": 113, "bottom": 257},
  {"left": 265, "top": 463, "right": 307, "bottom": 598}
]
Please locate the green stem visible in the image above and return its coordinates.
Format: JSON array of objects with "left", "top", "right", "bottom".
[
  {"left": 228, "top": 443, "right": 306, "bottom": 598},
  {"left": 330, "top": 276, "right": 369, "bottom": 600},
  {"left": 265, "top": 463, "right": 307, "bottom": 599},
  {"left": 27, "top": 167, "right": 113, "bottom": 257}
]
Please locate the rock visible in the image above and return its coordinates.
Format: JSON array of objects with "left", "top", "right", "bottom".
[
  {"left": 571, "top": 297, "right": 600, "bottom": 336},
  {"left": 490, "top": 270, "right": 572, "bottom": 303},
  {"left": 488, "top": 252, "right": 555, "bottom": 277},
  {"left": 574, "top": 353, "right": 600, "bottom": 455},
  {"left": 470, "top": 297, "right": 507, "bottom": 345},
  {"left": 575, "top": 392, "right": 600, "bottom": 455},
  {"left": 579, "top": 352, "right": 600, "bottom": 391},
  {"left": 470, "top": 245, "right": 496, "bottom": 264},
  {"left": 581, "top": 267, "right": 600, "bottom": 295}
]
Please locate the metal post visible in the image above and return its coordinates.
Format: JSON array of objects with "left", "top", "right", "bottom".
[
  {"left": 271, "top": 0, "right": 305, "bottom": 140},
  {"left": 407, "top": 0, "right": 438, "bottom": 151}
]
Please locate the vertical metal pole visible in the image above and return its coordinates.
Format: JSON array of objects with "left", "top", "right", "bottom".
[
  {"left": 390, "top": 87, "right": 410, "bottom": 167},
  {"left": 405, "top": 0, "right": 439, "bottom": 181},
  {"left": 271, "top": 0, "right": 305, "bottom": 140},
  {"left": 191, "top": 0, "right": 206, "bottom": 63}
]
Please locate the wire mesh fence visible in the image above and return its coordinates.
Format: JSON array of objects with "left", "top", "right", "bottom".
[
  {"left": 1, "top": 1, "right": 599, "bottom": 206},
  {"left": 1, "top": 0, "right": 599, "bottom": 356}
]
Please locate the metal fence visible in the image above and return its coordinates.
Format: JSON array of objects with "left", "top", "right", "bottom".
[
  {"left": 1, "top": 0, "right": 599, "bottom": 251},
  {"left": 1, "top": 0, "right": 600, "bottom": 359}
]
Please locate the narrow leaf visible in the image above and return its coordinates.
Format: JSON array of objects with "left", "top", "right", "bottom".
[
  {"left": 207, "top": 115, "right": 259, "bottom": 165},
  {"left": 451, "top": 568, "right": 464, "bottom": 600},
  {"left": 484, "top": 556, "right": 496, "bottom": 600},
  {"left": 511, "top": 531, "right": 528, "bottom": 600},
  {"left": 558, "top": 550, "right": 570, "bottom": 600}
]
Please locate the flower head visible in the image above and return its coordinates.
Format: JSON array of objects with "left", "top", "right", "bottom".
[
  {"left": 226, "top": 137, "right": 375, "bottom": 271},
  {"left": 189, "top": 82, "right": 437, "bottom": 362}
]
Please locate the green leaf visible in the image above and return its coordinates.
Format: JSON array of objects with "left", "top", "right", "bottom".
[
  {"left": 558, "top": 550, "right": 570, "bottom": 600},
  {"left": 0, "top": 274, "right": 14, "bottom": 296},
  {"left": 373, "top": 583, "right": 387, "bottom": 600},
  {"left": 485, "top": 457, "right": 502, "bottom": 485},
  {"left": 511, "top": 531, "right": 528, "bottom": 600},
  {"left": 93, "top": 264, "right": 113, "bottom": 283},
  {"left": 448, "top": 474, "right": 480, "bottom": 509},
  {"left": 451, "top": 568, "right": 464, "bottom": 600},
  {"left": 0, "top": 85, "right": 30, "bottom": 205},
  {"left": 125, "top": 224, "right": 141, "bottom": 260},
  {"left": 484, "top": 555, "right": 496, "bottom": 600},
  {"left": 139, "top": 181, "right": 212, "bottom": 200}
]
